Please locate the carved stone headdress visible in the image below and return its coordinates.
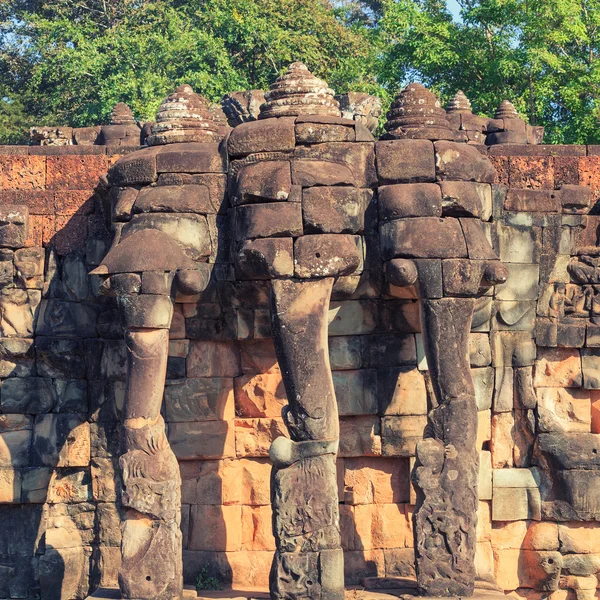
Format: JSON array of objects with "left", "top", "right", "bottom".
[
  {"left": 385, "top": 82, "right": 454, "bottom": 140},
  {"left": 259, "top": 62, "right": 340, "bottom": 118},
  {"left": 109, "top": 102, "right": 136, "bottom": 126},
  {"left": 147, "top": 84, "right": 219, "bottom": 146}
]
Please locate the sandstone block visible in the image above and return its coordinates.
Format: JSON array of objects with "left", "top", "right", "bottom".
[
  {"left": 495, "top": 263, "right": 539, "bottom": 301},
  {"left": 559, "top": 523, "right": 600, "bottom": 554},
  {"left": 380, "top": 217, "right": 467, "bottom": 260},
  {"left": 108, "top": 147, "right": 159, "bottom": 185},
  {"left": 537, "top": 387, "right": 591, "bottom": 433},
  {"left": 582, "top": 350, "right": 600, "bottom": 389},
  {"left": 234, "top": 202, "right": 302, "bottom": 240},
  {"left": 381, "top": 415, "right": 427, "bottom": 456},
  {"left": 534, "top": 348, "right": 582, "bottom": 388},
  {"left": 343, "top": 549, "right": 385, "bottom": 585},
  {"left": 333, "top": 369, "right": 378, "bottom": 416},
  {"left": 121, "top": 212, "right": 211, "bottom": 260},
  {"left": 434, "top": 141, "right": 495, "bottom": 183},
  {"left": 294, "top": 233, "right": 361, "bottom": 278},
  {"left": 375, "top": 139, "right": 435, "bottom": 184},
  {"left": 491, "top": 412, "right": 515, "bottom": 468},
  {"left": 339, "top": 416, "right": 381, "bottom": 457},
  {"left": 295, "top": 121, "right": 355, "bottom": 144},
  {"left": 188, "top": 504, "right": 242, "bottom": 551},
  {"left": 46, "top": 468, "right": 91, "bottom": 503},
  {"left": 227, "top": 118, "right": 296, "bottom": 156},
  {"left": 234, "top": 418, "right": 288, "bottom": 457},
  {"left": 239, "top": 458, "right": 272, "bottom": 506},
  {"left": 239, "top": 339, "right": 279, "bottom": 374},
  {"left": 479, "top": 450, "right": 492, "bottom": 500},
  {"left": 504, "top": 189, "right": 562, "bottom": 212},
  {"left": 0, "top": 467, "right": 21, "bottom": 502},
  {"left": 168, "top": 420, "right": 235, "bottom": 460},
  {"left": 21, "top": 467, "right": 52, "bottom": 503},
  {"left": 180, "top": 459, "right": 241, "bottom": 506},
  {"left": 134, "top": 184, "right": 213, "bottom": 214},
  {"left": 156, "top": 142, "right": 227, "bottom": 173},
  {"left": 328, "top": 300, "right": 378, "bottom": 335},
  {"left": 473, "top": 367, "right": 494, "bottom": 411},
  {"left": 329, "top": 336, "right": 362, "bottom": 370},
  {"left": 291, "top": 159, "right": 355, "bottom": 187},
  {"left": 234, "top": 372, "right": 287, "bottom": 418},
  {"left": 378, "top": 183, "right": 442, "bottom": 221},
  {"left": 378, "top": 367, "right": 427, "bottom": 416},
  {"left": 235, "top": 237, "right": 294, "bottom": 279},
  {"left": 302, "top": 186, "right": 370, "bottom": 234},
  {"left": 186, "top": 340, "right": 240, "bottom": 378},
  {"left": 440, "top": 181, "right": 492, "bottom": 219},
  {"left": 294, "top": 141, "right": 376, "bottom": 188},
  {"left": 241, "top": 505, "right": 275, "bottom": 551},
  {"left": 234, "top": 160, "right": 292, "bottom": 204},
  {"left": 0, "top": 205, "right": 28, "bottom": 249},
  {"left": 33, "top": 414, "right": 90, "bottom": 467},
  {"left": 344, "top": 457, "right": 410, "bottom": 505},
  {"left": 164, "top": 378, "right": 234, "bottom": 422}
]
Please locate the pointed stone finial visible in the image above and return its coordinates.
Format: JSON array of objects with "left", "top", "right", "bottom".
[
  {"left": 147, "top": 84, "right": 219, "bottom": 146},
  {"left": 259, "top": 62, "right": 340, "bottom": 119},
  {"left": 385, "top": 82, "right": 454, "bottom": 140},
  {"left": 494, "top": 99, "right": 520, "bottom": 120},
  {"left": 110, "top": 102, "right": 136, "bottom": 126},
  {"left": 447, "top": 90, "right": 472, "bottom": 114}
]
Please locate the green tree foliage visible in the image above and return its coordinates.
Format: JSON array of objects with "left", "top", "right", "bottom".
[
  {"left": 2, "top": 0, "right": 600, "bottom": 144},
  {"left": 0, "top": 0, "right": 375, "bottom": 139},
  {"left": 377, "top": 0, "right": 600, "bottom": 143}
]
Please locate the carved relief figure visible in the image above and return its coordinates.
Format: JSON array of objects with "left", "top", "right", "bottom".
[
  {"left": 376, "top": 83, "right": 508, "bottom": 596},
  {"left": 226, "top": 62, "right": 376, "bottom": 600},
  {"left": 92, "top": 85, "right": 223, "bottom": 600}
]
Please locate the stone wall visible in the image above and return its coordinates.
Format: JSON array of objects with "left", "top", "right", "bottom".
[{"left": 0, "top": 143, "right": 600, "bottom": 599}]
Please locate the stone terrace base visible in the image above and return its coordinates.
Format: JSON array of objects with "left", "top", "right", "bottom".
[{"left": 87, "top": 583, "right": 508, "bottom": 600}]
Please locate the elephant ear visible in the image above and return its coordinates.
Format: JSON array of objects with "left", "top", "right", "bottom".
[{"left": 89, "top": 228, "right": 197, "bottom": 276}]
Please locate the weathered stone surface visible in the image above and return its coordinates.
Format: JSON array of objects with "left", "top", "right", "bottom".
[
  {"left": 168, "top": 420, "right": 235, "bottom": 460},
  {"left": 375, "top": 140, "right": 435, "bottom": 184},
  {"left": 0, "top": 205, "right": 28, "bottom": 249},
  {"left": 294, "top": 142, "right": 376, "bottom": 188},
  {"left": 234, "top": 202, "right": 303, "bottom": 240},
  {"left": 378, "top": 367, "right": 427, "bottom": 416},
  {"left": 537, "top": 387, "right": 591, "bottom": 432},
  {"left": 380, "top": 217, "right": 467, "bottom": 260},
  {"left": 434, "top": 141, "right": 496, "bottom": 183},
  {"left": 295, "top": 122, "right": 354, "bottom": 144},
  {"left": 155, "top": 143, "right": 226, "bottom": 174},
  {"left": 534, "top": 347, "right": 582, "bottom": 388},
  {"left": 302, "top": 187, "right": 370, "bottom": 234},
  {"left": 379, "top": 183, "right": 442, "bottom": 223},
  {"left": 381, "top": 415, "right": 427, "bottom": 456},
  {"left": 294, "top": 234, "right": 361, "bottom": 278},
  {"left": 413, "top": 297, "right": 479, "bottom": 596},
  {"left": 121, "top": 212, "right": 211, "bottom": 261},
  {"left": 234, "top": 161, "right": 292, "bottom": 204},
  {"left": 227, "top": 118, "right": 296, "bottom": 156},
  {"left": 164, "top": 377, "right": 234, "bottom": 422},
  {"left": 291, "top": 159, "right": 355, "bottom": 187},
  {"left": 440, "top": 181, "right": 491, "bottom": 219},
  {"left": 234, "top": 373, "right": 287, "bottom": 418},
  {"left": 108, "top": 146, "right": 160, "bottom": 185},
  {"left": 33, "top": 414, "right": 90, "bottom": 467},
  {"left": 134, "top": 184, "right": 214, "bottom": 214},
  {"left": 505, "top": 189, "right": 562, "bottom": 212}
]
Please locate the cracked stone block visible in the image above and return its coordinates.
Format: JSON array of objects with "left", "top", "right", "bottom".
[{"left": 537, "top": 387, "right": 592, "bottom": 432}]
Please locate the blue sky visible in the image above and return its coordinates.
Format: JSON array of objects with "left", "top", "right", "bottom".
[{"left": 447, "top": 0, "right": 463, "bottom": 21}]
